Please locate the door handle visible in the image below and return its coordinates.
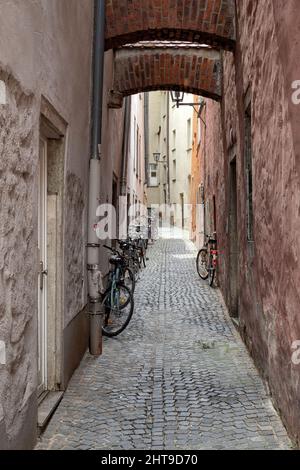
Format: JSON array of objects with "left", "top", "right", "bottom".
[{"left": 40, "top": 261, "right": 48, "bottom": 290}]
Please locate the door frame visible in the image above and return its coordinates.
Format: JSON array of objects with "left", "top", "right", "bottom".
[
  {"left": 38, "top": 136, "right": 48, "bottom": 396},
  {"left": 229, "top": 152, "right": 239, "bottom": 318},
  {"left": 39, "top": 96, "right": 67, "bottom": 392}
]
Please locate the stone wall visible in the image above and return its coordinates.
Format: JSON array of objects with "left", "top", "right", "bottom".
[
  {"left": 0, "top": 71, "right": 39, "bottom": 450},
  {"left": 0, "top": 0, "right": 95, "bottom": 449},
  {"left": 204, "top": 0, "right": 300, "bottom": 444}
]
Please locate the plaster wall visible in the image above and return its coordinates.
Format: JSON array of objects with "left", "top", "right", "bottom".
[
  {"left": 204, "top": 0, "right": 300, "bottom": 444},
  {"left": 0, "top": 0, "right": 95, "bottom": 449}
]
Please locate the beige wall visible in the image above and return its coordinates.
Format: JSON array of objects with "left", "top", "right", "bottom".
[
  {"left": 202, "top": 0, "right": 300, "bottom": 445},
  {"left": 0, "top": 0, "right": 125, "bottom": 449},
  {"left": 127, "top": 94, "right": 146, "bottom": 210},
  {"left": 146, "top": 91, "right": 194, "bottom": 229},
  {"left": 146, "top": 92, "right": 161, "bottom": 206}
]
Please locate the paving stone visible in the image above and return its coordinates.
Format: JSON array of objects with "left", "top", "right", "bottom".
[{"left": 36, "top": 239, "right": 292, "bottom": 450}]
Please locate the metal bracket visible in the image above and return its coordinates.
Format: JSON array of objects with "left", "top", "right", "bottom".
[
  {"left": 89, "top": 297, "right": 102, "bottom": 305},
  {"left": 176, "top": 101, "right": 207, "bottom": 127},
  {"left": 87, "top": 264, "right": 101, "bottom": 271},
  {"left": 87, "top": 243, "right": 100, "bottom": 248}
]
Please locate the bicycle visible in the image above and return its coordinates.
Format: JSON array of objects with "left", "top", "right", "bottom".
[
  {"left": 196, "top": 232, "right": 218, "bottom": 287},
  {"left": 117, "top": 240, "right": 141, "bottom": 280},
  {"left": 102, "top": 245, "right": 135, "bottom": 337}
]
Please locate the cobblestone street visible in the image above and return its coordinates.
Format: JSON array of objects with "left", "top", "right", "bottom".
[{"left": 37, "top": 238, "right": 291, "bottom": 450}]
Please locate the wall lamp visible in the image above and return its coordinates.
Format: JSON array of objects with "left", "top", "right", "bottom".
[{"left": 170, "top": 91, "right": 207, "bottom": 127}]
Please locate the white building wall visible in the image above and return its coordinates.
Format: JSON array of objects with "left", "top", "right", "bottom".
[
  {"left": 146, "top": 91, "right": 194, "bottom": 229},
  {"left": 127, "top": 94, "right": 146, "bottom": 217}
]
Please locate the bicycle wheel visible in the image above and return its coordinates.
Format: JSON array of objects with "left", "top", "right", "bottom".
[
  {"left": 122, "top": 267, "right": 135, "bottom": 293},
  {"left": 128, "top": 257, "right": 139, "bottom": 279},
  {"left": 102, "top": 284, "right": 134, "bottom": 337},
  {"left": 196, "top": 249, "right": 209, "bottom": 280}
]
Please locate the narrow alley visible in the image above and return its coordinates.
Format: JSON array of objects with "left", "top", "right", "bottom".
[
  {"left": 36, "top": 238, "right": 291, "bottom": 451},
  {"left": 1, "top": 0, "right": 300, "bottom": 454}
]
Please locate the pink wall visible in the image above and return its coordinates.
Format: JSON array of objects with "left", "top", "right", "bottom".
[{"left": 204, "top": 0, "right": 300, "bottom": 444}]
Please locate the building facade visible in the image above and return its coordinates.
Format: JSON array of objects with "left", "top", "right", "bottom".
[
  {"left": 0, "top": 0, "right": 94, "bottom": 449},
  {"left": 200, "top": 0, "right": 300, "bottom": 444},
  {"left": 0, "top": 1, "right": 146, "bottom": 450},
  {"left": 127, "top": 94, "right": 146, "bottom": 221},
  {"left": 146, "top": 91, "right": 194, "bottom": 230},
  {"left": 1, "top": 0, "right": 300, "bottom": 450}
]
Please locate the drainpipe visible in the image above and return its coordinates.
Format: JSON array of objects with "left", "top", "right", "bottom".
[
  {"left": 87, "top": 0, "right": 105, "bottom": 356},
  {"left": 144, "top": 93, "right": 150, "bottom": 186},
  {"left": 166, "top": 93, "right": 171, "bottom": 204}
]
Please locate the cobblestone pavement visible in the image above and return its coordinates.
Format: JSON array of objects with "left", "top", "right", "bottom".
[{"left": 37, "top": 239, "right": 292, "bottom": 450}]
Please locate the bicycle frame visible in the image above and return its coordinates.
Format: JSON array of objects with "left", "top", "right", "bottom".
[
  {"left": 210, "top": 249, "right": 218, "bottom": 268},
  {"left": 108, "top": 266, "right": 120, "bottom": 310},
  {"left": 197, "top": 233, "right": 218, "bottom": 286}
]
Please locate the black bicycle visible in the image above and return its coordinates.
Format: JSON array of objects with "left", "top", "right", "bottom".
[
  {"left": 102, "top": 246, "right": 134, "bottom": 337},
  {"left": 117, "top": 240, "right": 141, "bottom": 281}
]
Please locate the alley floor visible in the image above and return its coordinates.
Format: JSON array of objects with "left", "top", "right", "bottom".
[{"left": 36, "top": 238, "right": 292, "bottom": 450}]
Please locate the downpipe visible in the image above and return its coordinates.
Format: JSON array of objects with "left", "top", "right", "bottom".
[
  {"left": 87, "top": 0, "right": 105, "bottom": 356},
  {"left": 87, "top": 157, "right": 103, "bottom": 356}
]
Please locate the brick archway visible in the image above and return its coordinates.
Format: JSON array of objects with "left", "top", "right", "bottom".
[
  {"left": 109, "top": 45, "right": 222, "bottom": 107},
  {"left": 105, "top": 0, "right": 236, "bottom": 51}
]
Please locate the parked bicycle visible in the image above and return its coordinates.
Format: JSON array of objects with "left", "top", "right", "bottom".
[
  {"left": 102, "top": 245, "right": 135, "bottom": 337},
  {"left": 101, "top": 235, "right": 150, "bottom": 337},
  {"left": 117, "top": 239, "right": 143, "bottom": 279},
  {"left": 196, "top": 232, "right": 218, "bottom": 287}
]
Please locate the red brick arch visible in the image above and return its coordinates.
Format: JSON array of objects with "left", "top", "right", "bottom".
[
  {"left": 105, "top": 0, "right": 236, "bottom": 50},
  {"left": 109, "top": 46, "right": 222, "bottom": 107}
]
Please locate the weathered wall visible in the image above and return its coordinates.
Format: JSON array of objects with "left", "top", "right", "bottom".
[
  {"left": 0, "top": 71, "right": 38, "bottom": 450},
  {"left": 0, "top": 0, "right": 94, "bottom": 449},
  {"left": 190, "top": 98, "right": 206, "bottom": 248},
  {"left": 204, "top": 99, "right": 227, "bottom": 290},
  {"left": 146, "top": 91, "right": 162, "bottom": 206},
  {"left": 99, "top": 50, "right": 125, "bottom": 274},
  {"left": 127, "top": 93, "right": 146, "bottom": 208},
  {"left": 272, "top": 0, "right": 300, "bottom": 174},
  {"left": 204, "top": 0, "right": 300, "bottom": 444}
]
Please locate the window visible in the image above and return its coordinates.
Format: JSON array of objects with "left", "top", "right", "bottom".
[
  {"left": 187, "top": 118, "right": 192, "bottom": 149},
  {"left": 136, "top": 125, "right": 139, "bottom": 177},
  {"left": 245, "top": 103, "right": 254, "bottom": 242},
  {"left": 149, "top": 163, "right": 158, "bottom": 187},
  {"left": 198, "top": 118, "right": 201, "bottom": 145},
  {"left": 138, "top": 134, "right": 142, "bottom": 181},
  {"left": 133, "top": 117, "right": 137, "bottom": 173},
  {"left": 172, "top": 130, "right": 176, "bottom": 150},
  {"left": 172, "top": 159, "right": 177, "bottom": 182}
]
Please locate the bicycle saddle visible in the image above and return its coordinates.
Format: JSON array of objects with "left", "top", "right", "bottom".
[{"left": 109, "top": 254, "right": 124, "bottom": 266}]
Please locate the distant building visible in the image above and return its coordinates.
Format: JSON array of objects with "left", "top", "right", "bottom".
[
  {"left": 0, "top": 3, "right": 145, "bottom": 450},
  {"left": 145, "top": 91, "right": 194, "bottom": 230}
]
